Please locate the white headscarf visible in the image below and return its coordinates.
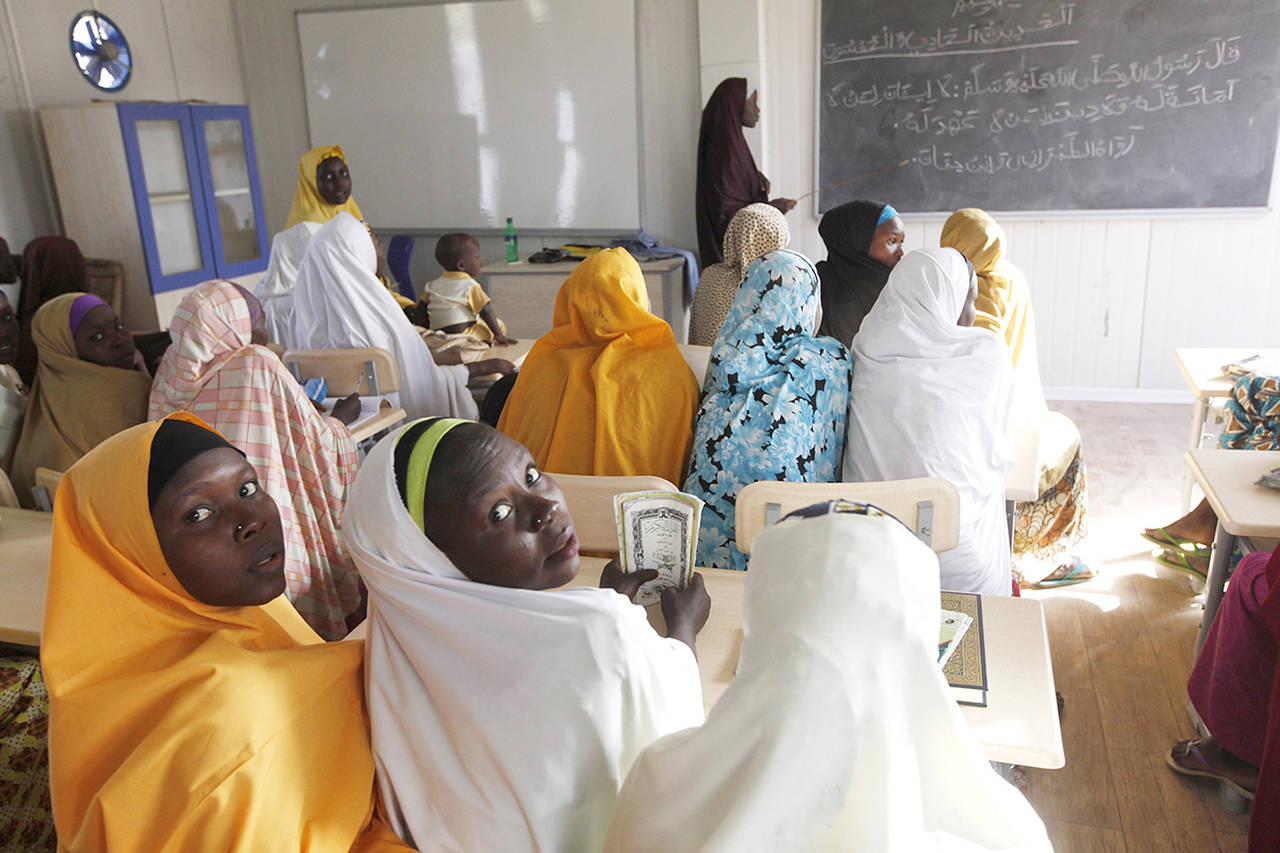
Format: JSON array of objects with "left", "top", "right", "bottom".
[
  {"left": 843, "top": 248, "right": 1014, "bottom": 595},
  {"left": 292, "top": 213, "right": 477, "bottom": 419},
  {"left": 606, "top": 507, "right": 1052, "bottom": 853},
  {"left": 341, "top": 423, "right": 705, "bottom": 851},
  {"left": 255, "top": 220, "right": 320, "bottom": 348}
]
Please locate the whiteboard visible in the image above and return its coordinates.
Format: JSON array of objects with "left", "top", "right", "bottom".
[{"left": 297, "top": 1, "right": 640, "bottom": 231}]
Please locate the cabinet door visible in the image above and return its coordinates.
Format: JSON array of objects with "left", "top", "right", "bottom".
[
  {"left": 117, "top": 103, "right": 217, "bottom": 292},
  {"left": 191, "top": 105, "right": 269, "bottom": 279}
]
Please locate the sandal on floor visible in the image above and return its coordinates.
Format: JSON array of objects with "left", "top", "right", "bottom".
[
  {"left": 1029, "top": 557, "right": 1095, "bottom": 589},
  {"left": 1166, "top": 739, "right": 1256, "bottom": 800},
  {"left": 1155, "top": 550, "right": 1208, "bottom": 580},
  {"left": 1141, "top": 527, "right": 1211, "bottom": 553}
]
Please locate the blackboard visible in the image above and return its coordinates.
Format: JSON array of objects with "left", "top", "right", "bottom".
[{"left": 818, "top": 0, "right": 1280, "bottom": 213}]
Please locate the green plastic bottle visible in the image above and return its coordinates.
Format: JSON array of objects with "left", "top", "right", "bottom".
[{"left": 504, "top": 217, "right": 519, "bottom": 263}]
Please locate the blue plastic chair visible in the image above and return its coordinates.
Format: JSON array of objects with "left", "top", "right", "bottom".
[{"left": 386, "top": 235, "right": 416, "bottom": 300}]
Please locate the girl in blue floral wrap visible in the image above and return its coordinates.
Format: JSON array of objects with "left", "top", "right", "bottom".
[{"left": 683, "top": 249, "right": 852, "bottom": 570}]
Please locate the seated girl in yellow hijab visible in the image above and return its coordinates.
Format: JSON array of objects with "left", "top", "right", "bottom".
[
  {"left": 284, "top": 144, "right": 412, "bottom": 308},
  {"left": 42, "top": 413, "right": 410, "bottom": 852},
  {"left": 496, "top": 248, "right": 699, "bottom": 484},
  {"left": 9, "top": 293, "right": 150, "bottom": 507},
  {"left": 940, "top": 208, "right": 1092, "bottom": 588}
]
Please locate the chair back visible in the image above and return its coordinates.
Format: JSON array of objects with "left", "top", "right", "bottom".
[
  {"left": 386, "top": 235, "right": 417, "bottom": 301},
  {"left": 30, "top": 467, "right": 65, "bottom": 512},
  {"left": 735, "top": 477, "right": 961, "bottom": 554},
  {"left": 282, "top": 347, "right": 401, "bottom": 396},
  {"left": 677, "top": 344, "right": 711, "bottom": 386},
  {"left": 84, "top": 258, "right": 124, "bottom": 315},
  {"left": 551, "top": 472, "right": 679, "bottom": 555},
  {"left": 0, "top": 469, "right": 18, "bottom": 508}
]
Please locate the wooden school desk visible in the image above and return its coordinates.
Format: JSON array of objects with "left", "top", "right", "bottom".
[
  {"left": 1184, "top": 448, "right": 1280, "bottom": 652},
  {"left": 567, "top": 557, "right": 1065, "bottom": 770},
  {"left": 480, "top": 256, "right": 688, "bottom": 342},
  {"left": 0, "top": 509, "right": 53, "bottom": 648},
  {"left": 1174, "top": 348, "right": 1280, "bottom": 512}
]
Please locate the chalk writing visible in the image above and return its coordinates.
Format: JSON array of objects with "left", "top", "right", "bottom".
[
  {"left": 951, "top": 0, "right": 1023, "bottom": 19},
  {"left": 823, "top": 4, "right": 1077, "bottom": 63},
  {"left": 817, "top": 0, "right": 1280, "bottom": 210},
  {"left": 916, "top": 129, "right": 1141, "bottom": 175}
]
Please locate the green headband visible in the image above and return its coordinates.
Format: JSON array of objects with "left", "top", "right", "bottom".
[{"left": 398, "top": 417, "right": 468, "bottom": 531}]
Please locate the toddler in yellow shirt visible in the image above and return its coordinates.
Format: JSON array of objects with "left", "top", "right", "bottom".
[{"left": 418, "top": 233, "right": 515, "bottom": 345}]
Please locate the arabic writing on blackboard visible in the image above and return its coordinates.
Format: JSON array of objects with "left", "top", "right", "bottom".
[{"left": 817, "top": 0, "right": 1280, "bottom": 211}]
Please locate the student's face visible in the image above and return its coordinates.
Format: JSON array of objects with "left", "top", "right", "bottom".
[
  {"left": 0, "top": 296, "right": 18, "bottom": 365},
  {"left": 958, "top": 262, "right": 979, "bottom": 327},
  {"left": 867, "top": 216, "right": 906, "bottom": 267},
  {"left": 74, "top": 304, "right": 137, "bottom": 369},
  {"left": 458, "top": 239, "right": 483, "bottom": 279},
  {"left": 151, "top": 447, "right": 287, "bottom": 607},
  {"left": 239, "top": 289, "right": 269, "bottom": 345},
  {"left": 742, "top": 90, "right": 760, "bottom": 128},
  {"left": 425, "top": 428, "right": 580, "bottom": 590},
  {"left": 315, "top": 156, "right": 352, "bottom": 206}
]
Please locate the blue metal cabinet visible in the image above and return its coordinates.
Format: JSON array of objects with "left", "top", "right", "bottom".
[{"left": 117, "top": 103, "right": 268, "bottom": 294}]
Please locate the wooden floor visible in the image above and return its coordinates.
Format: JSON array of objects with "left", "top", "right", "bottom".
[{"left": 1019, "top": 402, "right": 1252, "bottom": 851}]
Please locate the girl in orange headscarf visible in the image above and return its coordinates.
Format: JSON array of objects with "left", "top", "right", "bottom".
[
  {"left": 497, "top": 248, "right": 698, "bottom": 483},
  {"left": 42, "top": 413, "right": 410, "bottom": 852}
]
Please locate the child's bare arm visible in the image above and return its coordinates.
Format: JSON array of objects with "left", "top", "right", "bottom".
[{"left": 478, "top": 303, "right": 517, "bottom": 345}]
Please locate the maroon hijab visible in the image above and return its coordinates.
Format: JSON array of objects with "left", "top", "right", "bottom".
[
  {"left": 696, "top": 78, "right": 769, "bottom": 267},
  {"left": 16, "top": 237, "right": 86, "bottom": 385}
]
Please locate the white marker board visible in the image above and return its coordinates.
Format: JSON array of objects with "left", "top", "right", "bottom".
[{"left": 298, "top": 1, "right": 640, "bottom": 231}]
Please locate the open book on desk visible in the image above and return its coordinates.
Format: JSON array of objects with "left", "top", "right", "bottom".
[
  {"left": 1221, "top": 354, "right": 1280, "bottom": 379},
  {"left": 321, "top": 396, "right": 394, "bottom": 433}
]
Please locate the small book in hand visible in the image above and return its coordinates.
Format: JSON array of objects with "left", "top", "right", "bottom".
[{"left": 613, "top": 490, "right": 703, "bottom": 606}]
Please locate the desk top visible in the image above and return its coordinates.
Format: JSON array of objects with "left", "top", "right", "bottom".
[
  {"left": 0, "top": 509, "right": 52, "bottom": 648},
  {"left": 1174, "top": 348, "right": 1280, "bottom": 399},
  {"left": 481, "top": 255, "right": 684, "bottom": 276},
  {"left": 348, "top": 406, "right": 407, "bottom": 443},
  {"left": 1186, "top": 448, "right": 1280, "bottom": 537},
  {"left": 568, "top": 556, "right": 1063, "bottom": 769}
]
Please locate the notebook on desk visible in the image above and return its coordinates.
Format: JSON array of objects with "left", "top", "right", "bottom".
[{"left": 321, "top": 396, "right": 392, "bottom": 432}]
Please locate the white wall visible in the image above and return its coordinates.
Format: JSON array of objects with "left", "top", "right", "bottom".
[
  {"left": 0, "top": 0, "right": 245, "bottom": 253},
  {"left": 708, "top": 0, "right": 1280, "bottom": 394},
  {"left": 233, "top": 0, "right": 702, "bottom": 287}
]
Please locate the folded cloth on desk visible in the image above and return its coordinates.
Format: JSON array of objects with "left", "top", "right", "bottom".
[
  {"left": 528, "top": 248, "right": 575, "bottom": 264},
  {"left": 610, "top": 232, "right": 700, "bottom": 300}
]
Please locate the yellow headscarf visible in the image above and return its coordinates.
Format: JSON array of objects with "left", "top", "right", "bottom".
[
  {"left": 284, "top": 145, "right": 365, "bottom": 229},
  {"left": 42, "top": 413, "right": 409, "bottom": 852},
  {"left": 497, "top": 248, "right": 698, "bottom": 483},
  {"left": 939, "top": 208, "right": 1036, "bottom": 370},
  {"left": 9, "top": 292, "right": 151, "bottom": 506}
]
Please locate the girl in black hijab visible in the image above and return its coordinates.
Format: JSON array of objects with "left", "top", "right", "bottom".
[
  {"left": 815, "top": 200, "right": 906, "bottom": 346},
  {"left": 695, "top": 78, "right": 795, "bottom": 266}
]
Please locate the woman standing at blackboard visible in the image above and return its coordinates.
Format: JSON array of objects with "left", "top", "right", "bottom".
[{"left": 696, "top": 78, "right": 795, "bottom": 266}]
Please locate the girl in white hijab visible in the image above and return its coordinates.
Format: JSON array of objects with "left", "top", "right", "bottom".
[
  {"left": 254, "top": 220, "right": 320, "bottom": 348},
  {"left": 292, "top": 213, "right": 512, "bottom": 420},
  {"left": 341, "top": 417, "right": 708, "bottom": 851},
  {"left": 606, "top": 502, "right": 1053, "bottom": 853},
  {"left": 844, "top": 247, "right": 1014, "bottom": 595}
]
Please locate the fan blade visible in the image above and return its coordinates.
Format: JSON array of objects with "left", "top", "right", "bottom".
[{"left": 72, "top": 40, "right": 99, "bottom": 59}]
